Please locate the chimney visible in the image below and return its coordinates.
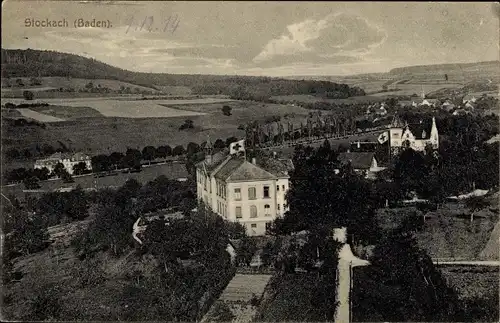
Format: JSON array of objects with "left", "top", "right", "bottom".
[
  {"left": 251, "top": 157, "right": 256, "bottom": 165},
  {"left": 357, "top": 141, "right": 360, "bottom": 149}
]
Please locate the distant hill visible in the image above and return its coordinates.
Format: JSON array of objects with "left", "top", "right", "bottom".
[
  {"left": 1, "top": 49, "right": 365, "bottom": 98},
  {"left": 286, "top": 61, "right": 500, "bottom": 83},
  {"left": 388, "top": 61, "right": 500, "bottom": 76}
]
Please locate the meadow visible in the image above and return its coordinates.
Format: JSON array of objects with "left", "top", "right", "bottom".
[
  {"left": 2, "top": 99, "right": 315, "bottom": 156},
  {"left": 2, "top": 77, "right": 161, "bottom": 93}
]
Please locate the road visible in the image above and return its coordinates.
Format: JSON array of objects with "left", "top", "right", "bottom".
[
  {"left": 1, "top": 161, "right": 189, "bottom": 200},
  {"left": 433, "top": 260, "right": 500, "bottom": 266}
]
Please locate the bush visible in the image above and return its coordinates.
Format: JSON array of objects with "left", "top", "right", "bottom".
[
  {"left": 23, "top": 90, "right": 34, "bottom": 100},
  {"left": 211, "top": 302, "right": 235, "bottom": 322}
]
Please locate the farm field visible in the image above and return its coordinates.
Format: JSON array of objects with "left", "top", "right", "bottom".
[
  {"left": 2, "top": 98, "right": 238, "bottom": 120},
  {"left": 1, "top": 162, "right": 189, "bottom": 200},
  {"left": 27, "top": 105, "right": 104, "bottom": 119},
  {"left": 1, "top": 86, "right": 58, "bottom": 92},
  {"left": 271, "top": 94, "right": 386, "bottom": 104},
  {"left": 368, "top": 82, "right": 463, "bottom": 97},
  {"left": 16, "top": 108, "right": 64, "bottom": 122},
  {"left": 1, "top": 77, "right": 160, "bottom": 92},
  {"left": 2, "top": 100, "right": 316, "bottom": 155}
]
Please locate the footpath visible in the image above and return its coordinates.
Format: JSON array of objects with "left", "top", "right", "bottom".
[{"left": 200, "top": 273, "right": 272, "bottom": 323}]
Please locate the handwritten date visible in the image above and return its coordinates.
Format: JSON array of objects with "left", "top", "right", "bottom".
[{"left": 125, "top": 14, "right": 179, "bottom": 34}]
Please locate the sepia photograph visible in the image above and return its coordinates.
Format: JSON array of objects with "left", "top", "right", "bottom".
[{"left": 1, "top": 1, "right": 499, "bottom": 322}]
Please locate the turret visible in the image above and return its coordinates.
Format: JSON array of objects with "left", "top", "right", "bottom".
[
  {"left": 205, "top": 135, "right": 213, "bottom": 164},
  {"left": 430, "top": 117, "right": 439, "bottom": 149}
]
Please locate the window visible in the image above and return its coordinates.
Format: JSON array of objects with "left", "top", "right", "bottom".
[
  {"left": 234, "top": 188, "right": 241, "bottom": 200},
  {"left": 251, "top": 224, "right": 257, "bottom": 228},
  {"left": 277, "top": 204, "right": 280, "bottom": 211},
  {"left": 250, "top": 205, "right": 257, "bottom": 218},
  {"left": 263, "top": 186, "right": 270, "bottom": 198},
  {"left": 264, "top": 204, "right": 271, "bottom": 216},
  {"left": 235, "top": 206, "right": 242, "bottom": 219},
  {"left": 392, "top": 132, "right": 399, "bottom": 138},
  {"left": 277, "top": 185, "right": 280, "bottom": 191},
  {"left": 282, "top": 185, "right": 285, "bottom": 191},
  {"left": 248, "top": 187, "right": 256, "bottom": 200}
]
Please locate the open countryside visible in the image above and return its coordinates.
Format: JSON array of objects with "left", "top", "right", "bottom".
[{"left": 2, "top": 2, "right": 499, "bottom": 323}]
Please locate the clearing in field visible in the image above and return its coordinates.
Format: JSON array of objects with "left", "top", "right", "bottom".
[
  {"left": 28, "top": 105, "right": 104, "bottom": 119},
  {"left": 16, "top": 108, "right": 65, "bottom": 122}
]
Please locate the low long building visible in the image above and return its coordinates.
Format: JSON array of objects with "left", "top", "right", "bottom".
[{"left": 34, "top": 152, "right": 92, "bottom": 175}]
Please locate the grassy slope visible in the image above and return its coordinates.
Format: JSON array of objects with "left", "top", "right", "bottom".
[
  {"left": 376, "top": 202, "right": 499, "bottom": 260},
  {"left": 1, "top": 77, "right": 160, "bottom": 92},
  {"left": 1, "top": 101, "right": 313, "bottom": 156}
]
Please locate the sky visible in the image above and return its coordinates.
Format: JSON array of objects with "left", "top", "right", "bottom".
[{"left": 2, "top": 1, "right": 499, "bottom": 76}]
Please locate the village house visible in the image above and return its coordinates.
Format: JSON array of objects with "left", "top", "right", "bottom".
[
  {"left": 195, "top": 139, "right": 293, "bottom": 236},
  {"left": 337, "top": 152, "right": 386, "bottom": 180},
  {"left": 34, "top": 152, "right": 92, "bottom": 175},
  {"left": 379, "top": 114, "right": 439, "bottom": 155}
]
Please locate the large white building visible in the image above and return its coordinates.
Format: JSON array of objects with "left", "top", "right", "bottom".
[
  {"left": 380, "top": 115, "right": 439, "bottom": 155},
  {"left": 195, "top": 141, "right": 293, "bottom": 236},
  {"left": 34, "top": 152, "right": 92, "bottom": 175}
]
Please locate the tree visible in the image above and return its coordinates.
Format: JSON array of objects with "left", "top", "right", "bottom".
[
  {"left": 61, "top": 169, "right": 74, "bottom": 183},
  {"left": 172, "top": 145, "right": 185, "bottom": 156},
  {"left": 15, "top": 78, "right": 24, "bottom": 87},
  {"left": 214, "top": 139, "right": 225, "bottom": 150},
  {"left": 53, "top": 162, "right": 66, "bottom": 178},
  {"left": 142, "top": 146, "right": 157, "bottom": 165},
  {"left": 109, "top": 151, "right": 125, "bottom": 170},
  {"left": 29, "top": 77, "right": 42, "bottom": 86},
  {"left": 155, "top": 145, "right": 171, "bottom": 160},
  {"left": 276, "top": 143, "right": 378, "bottom": 244},
  {"left": 72, "top": 162, "right": 88, "bottom": 175},
  {"left": 186, "top": 142, "right": 200, "bottom": 156},
  {"left": 364, "top": 229, "right": 463, "bottom": 322},
  {"left": 221, "top": 105, "right": 232, "bottom": 116},
  {"left": 124, "top": 148, "right": 142, "bottom": 170},
  {"left": 4, "top": 209, "right": 49, "bottom": 257},
  {"left": 179, "top": 119, "right": 194, "bottom": 130},
  {"left": 23, "top": 90, "right": 34, "bottom": 100},
  {"left": 23, "top": 176, "right": 41, "bottom": 190},
  {"left": 465, "top": 196, "right": 489, "bottom": 226},
  {"left": 225, "top": 137, "right": 238, "bottom": 147},
  {"left": 85, "top": 82, "right": 94, "bottom": 89}
]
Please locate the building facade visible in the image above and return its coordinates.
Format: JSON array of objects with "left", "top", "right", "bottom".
[
  {"left": 196, "top": 144, "right": 293, "bottom": 236},
  {"left": 386, "top": 115, "right": 439, "bottom": 155},
  {"left": 34, "top": 152, "right": 92, "bottom": 175}
]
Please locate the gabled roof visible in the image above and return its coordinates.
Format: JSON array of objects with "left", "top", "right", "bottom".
[
  {"left": 225, "top": 161, "right": 277, "bottom": 182},
  {"left": 213, "top": 157, "right": 245, "bottom": 180},
  {"left": 338, "top": 152, "right": 376, "bottom": 170},
  {"left": 256, "top": 157, "right": 293, "bottom": 178},
  {"left": 407, "top": 121, "right": 432, "bottom": 140},
  {"left": 195, "top": 149, "right": 228, "bottom": 172},
  {"left": 390, "top": 114, "right": 405, "bottom": 128}
]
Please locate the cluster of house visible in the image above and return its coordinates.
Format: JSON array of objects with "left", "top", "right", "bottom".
[
  {"left": 195, "top": 114, "right": 439, "bottom": 236},
  {"left": 34, "top": 152, "right": 92, "bottom": 175},
  {"left": 399, "top": 95, "right": 480, "bottom": 115}
]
